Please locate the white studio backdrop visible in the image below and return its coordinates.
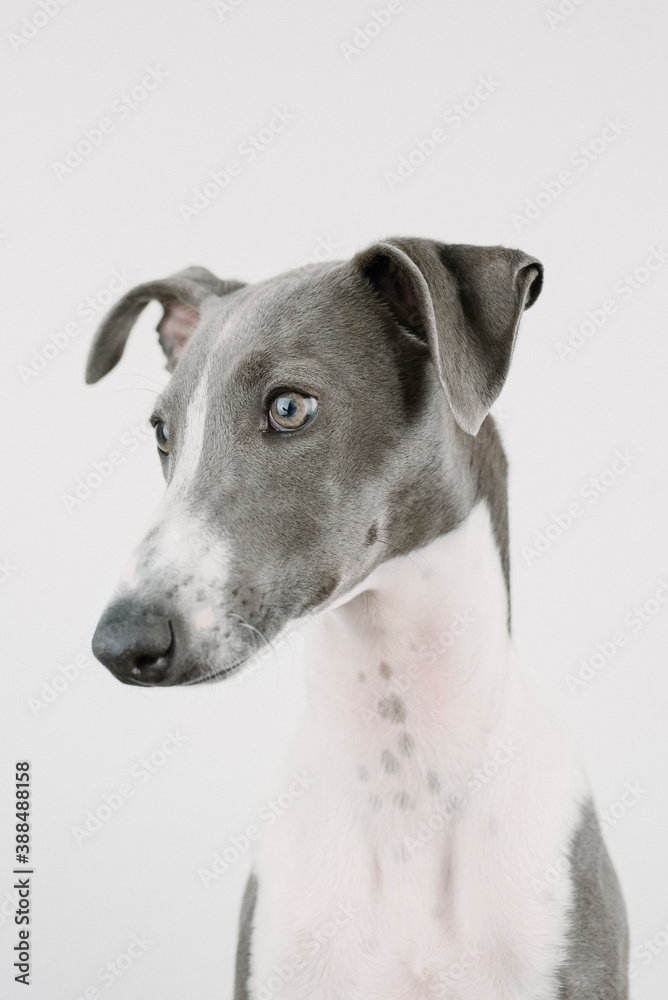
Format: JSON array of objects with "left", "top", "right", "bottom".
[{"left": 1, "top": 0, "right": 667, "bottom": 997}]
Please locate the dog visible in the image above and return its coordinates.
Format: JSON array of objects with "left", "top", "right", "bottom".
[{"left": 86, "top": 238, "right": 629, "bottom": 999}]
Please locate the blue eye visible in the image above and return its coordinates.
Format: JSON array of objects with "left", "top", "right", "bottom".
[
  {"left": 155, "top": 421, "right": 171, "bottom": 453},
  {"left": 268, "top": 391, "right": 317, "bottom": 432}
]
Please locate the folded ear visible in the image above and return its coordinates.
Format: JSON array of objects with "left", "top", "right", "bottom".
[
  {"left": 85, "top": 266, "right": 245, "bottom": 384},
  {"left": 353, "top": 238, "right": 543, "bottom": 435}
]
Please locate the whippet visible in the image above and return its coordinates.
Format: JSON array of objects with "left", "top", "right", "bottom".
[{"left": 87, "top": 238, "right": 629, "bottom": 999}]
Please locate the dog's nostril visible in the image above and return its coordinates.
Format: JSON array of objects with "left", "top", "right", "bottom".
[
  {"left": 133, "top": 625, "right": 173, "bottom": 673},
  {"left": 134, "top": 654, "right": 166, "bottom": 670}
]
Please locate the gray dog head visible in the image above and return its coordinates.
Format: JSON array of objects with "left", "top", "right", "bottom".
[{"left": 87, "top": 238, "right": 542, "bottom": 687}]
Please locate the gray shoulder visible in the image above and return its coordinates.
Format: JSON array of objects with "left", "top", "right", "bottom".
[
  {"left": 233, "top": 872, "right": 258, "bottom": 1000},
  {"left": 557, "top": 799, "right": 629, "bottom": 999}
]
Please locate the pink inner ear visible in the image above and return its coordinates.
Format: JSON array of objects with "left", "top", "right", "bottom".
[
  {"left": 157, "top": 302, "right": 200, "bottom": 362},
  {"left": 391, "top": 269, "right": 420, "bottom": 321},
  {"left": 366, "top": 254, "right": 421, "bottom": 332}
]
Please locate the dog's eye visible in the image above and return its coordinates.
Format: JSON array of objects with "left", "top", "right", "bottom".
[
  {"left": 155, "top": 420, "right": 171, "bottom": 454},
  {"left": 268, "top": 392, "right": 317, "bottom": 432}
]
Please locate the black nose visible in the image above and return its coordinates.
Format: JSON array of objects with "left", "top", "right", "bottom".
[{"left": 92, "top": 602, "right": 173, "bottom": 685}]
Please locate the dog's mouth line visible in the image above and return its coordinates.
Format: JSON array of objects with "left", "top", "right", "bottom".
[
  {"left": 181, "top": 656, "right": 250, "bottom": 686},
  {"left": 182, "top": 615, "right": 295, "bottom": 686},
  {"left": 107, "top": 654, "right": 250, "bottom": 688},
  {"left": 122, "top": 676, "right": 156, "bottom": 688},
  {"left": 107, "top": 609, "right": 310, "bottom": 689}
]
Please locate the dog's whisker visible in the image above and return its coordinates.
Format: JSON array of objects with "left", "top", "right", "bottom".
[
  {"left": 227, "top": 612, "right": 282, "bottom": 665},
  {"left": 181, "top": 654, "right": 249, "bottom": 686},
  {"left": 126, "top": 373, "right": 170, "bottom": 390},
  {"left": 374, "top": 536, "right": 428, "bottom": 573},
  {"left": 102, "top": 387, "right": 161, "bottom": 398}
]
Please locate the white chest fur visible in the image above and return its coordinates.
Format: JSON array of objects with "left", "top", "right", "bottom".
[{"left": 249, "top": 503, "right": 587, "bottom": 1000}]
